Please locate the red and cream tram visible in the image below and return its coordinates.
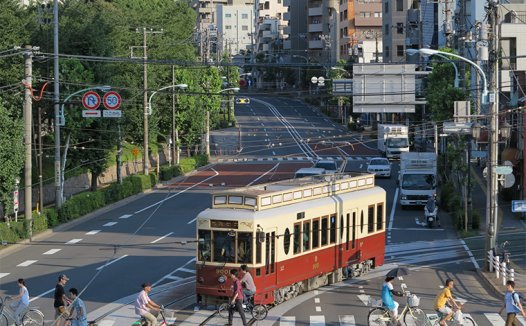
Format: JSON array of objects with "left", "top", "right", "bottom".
[{"left": 195, "top": 173, "right": 386, "bottom": 306}]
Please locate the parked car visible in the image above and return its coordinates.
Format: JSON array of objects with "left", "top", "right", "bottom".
[
  {"left": 314, "top": 159, "right": 338, "bottom": 174},
  {"left": 366, "top": 157, "right": 391, "bottom": 178},
  {"left": 294, "top": 168, "right": 326, "bottom": 178}
]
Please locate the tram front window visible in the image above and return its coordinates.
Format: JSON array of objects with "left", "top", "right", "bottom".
[
  {"left": 198, "top": 230, "right": 211, "bottom": 262},
  {"left": 237, "top": 232, "right": 253, "bottom": 263},
  {"left": 213, "top": 231, "right": 236, "bottom": 263}
]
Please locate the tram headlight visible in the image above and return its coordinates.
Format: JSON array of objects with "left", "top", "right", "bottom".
[{"left": 218, "top": 275, "right": 226, "bottom": 284}]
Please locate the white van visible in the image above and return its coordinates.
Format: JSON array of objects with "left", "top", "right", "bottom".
[{"left": 294, "top": 167, "right": 326, "bottom": 178}]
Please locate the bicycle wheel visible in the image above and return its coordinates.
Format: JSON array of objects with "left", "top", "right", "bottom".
[
  {"left": 403, "top": 307, "right": 427, "bottom": 326},
  {"left": 0, "top": 313, "right": 8, "bottom": 326},
  {"left": 251, "top": 304, "right": 268, "bottom": 321},
  {"left": 460, "top": 316, "right": 475, "bottom": 326},
  {"left": 22, "top": 309, "right": 44, "bottom": 326},
  {"left": 218, "top": 303, "right": 230, "bottom": 319},
  {"left": 368, "top": 307, "right": 389, "bottom": 326}
]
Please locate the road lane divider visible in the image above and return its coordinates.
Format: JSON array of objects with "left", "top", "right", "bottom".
[
  {"left": 96, "top": 254, "right": 128, "bottom": 271},
  {"left": 66, "top": 238, "right": 82, "bottom": 244},
  {"left": 103, "top": 222, "right": 118, "bottom": 227},
  {"left": 0, "top": 273, "right": 10, "bottom": 279},
  {"left": 43, "top": 249, "right": 61, "bottom": 255},
  {"left": 151, "top": 232, "right": 174, "bottom": 244},
  {"left": 17, "top": 260, "right": 37, "bottom": 267},
  {"left": 86, "top": 230, "right": 101, "bottom": 235},
  {"left": 118, "top": 214, "right": 132, "bottom": 219}
]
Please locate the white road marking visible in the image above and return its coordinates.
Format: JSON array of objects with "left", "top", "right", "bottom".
[
  {"left": 96, "top": 255, "right": 129, "bottom": 271},
  {"left": 0, "top": 273, "right": 10, "bottom": 279},
  {"left": 279, "top": 316, "right": 295, "bottom": 325},
  {"left": 339, "top": 315, "right": 356, "bottom": 326},
  {"left": 177, "top": 267, "right": 195, "bottom": 274},
  {"left": 484, "top": 313, "right": 505, "bottom": 325},
  {"left": 43, "top": 249, "right": 61, "bottom": 255},
  {"left": 272, "top": 151, "right": 276, "bottom": 155},
  {"left": 315, "top": 306, "right": 321, "bottom": 312},
  {"left": 164, "top": 275, "right": 183, "bottom": 281},
  {"left": 97, "top": 321, "right": 115, "bottom": 326},
  {"left": 460, "top": 239, "right": 480, "bottom": 269},
  {"left": 66, "top": 239, "right": 82, "bottom": 244},
  {"left": 86, "top": 230, "right": 101, "bottom": 235},
  {"left": 310, "top": 315, "right": 325, "bottom": 325},
  {"left": 17, "top": 260, "right": 38, "bottom": 267},
  {"left": 314, "top": 298, "right": 320, "bottom": 303},
  {"left": 103, "top": 222, "right": 117, "bottom": 227},
  {"left": 154, "top": 257, "right": 197, "bottom": 286},
  {"left": 390, "top": 227, "right": 445, "bottom": 231},
  {"left": 29, "top": 287, "right": 55, "bottom": 302},
  {"left": 150, "top": 232, "right": 173, "bottom": 244},
  {"left": 119, "top": 214, "right": 132, "bottom": 219},
  {"left": 247, "top": 163, "right": 280, "bottom": 187}
]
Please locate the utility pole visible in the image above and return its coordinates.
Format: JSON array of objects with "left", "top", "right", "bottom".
[
  {"left": 485, "top": 0, "right": 500, "bottom": 264},
  {"left": 23, "top": 46, "right": 33, "bottom": 240},
  {"left": 136, "top": 27, "right": 163, "bottom": 175},
  {"left": 172, "top": 65, "right": 179, "bottom": 165},
  {"left": 53, "top": 0, "right": 62, "bottom": 208},
  {"left": 38, "top": 106, "right": 44, "bottom": 214}
]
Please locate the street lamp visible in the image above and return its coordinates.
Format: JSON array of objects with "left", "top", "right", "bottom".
[
  {"left": 406, "top": 49, "right": 462, "bottom": 88},
  {"left": 148, "top": 84, "right": 187, "bottom": 168},
  {"left": 58, "top": 85, "right": 111, "bottom": 205}
]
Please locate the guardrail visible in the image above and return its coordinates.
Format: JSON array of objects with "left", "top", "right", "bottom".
[{"left": 488, "top": 250, "right": 516, "bottom": 286}]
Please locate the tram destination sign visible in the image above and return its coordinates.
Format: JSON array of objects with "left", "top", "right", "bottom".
[{"left": 210, "top": 220, "right": 238, "bottom": 229}]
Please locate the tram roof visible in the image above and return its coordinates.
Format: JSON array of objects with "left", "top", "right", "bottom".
[{"left": 212, "top": 172, "right": 376, "bottom": 211}]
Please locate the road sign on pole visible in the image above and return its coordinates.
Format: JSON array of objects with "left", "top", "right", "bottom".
[
  {"left": 13, "top": 190, "right": 19, "bottom": 212},
  {"left": 82, "top": 91, "right": 101, "bottom": 110},
  {"left": 103, "top": 91, "right": 121, "bottom": 110}
]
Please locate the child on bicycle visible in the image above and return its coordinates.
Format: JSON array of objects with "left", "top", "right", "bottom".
[
  {"left": 434, "top": 279, "right": 460, "bottom": 325},
  {"left": 381, "top": 276, "right": 403, "bottom": 325},
  {"left": 9, "top": 278, "right": 29, "bottom": 325}
]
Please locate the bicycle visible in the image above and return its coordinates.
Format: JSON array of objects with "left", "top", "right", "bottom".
[
  {"left": 494, "top": 240, "right": 511, "bottom": 265},
  {"left": 425, "top": 302, "right": 475, "bottom": 326},
  {"left": 0, "top": 296, "right": 44, "bottom": 326},
  {"left": 131, "top": 305, "right": 174, "bottom": 326},
  {"left": 368, "top": 286, "right": 427, "bottom": 326},
  {"left": 218, "top": 298, "right": 268, "bottom": 321}
]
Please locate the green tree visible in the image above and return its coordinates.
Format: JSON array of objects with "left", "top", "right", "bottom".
[{"left": 0, "top": 100, "right": 24, "bottom": 217}]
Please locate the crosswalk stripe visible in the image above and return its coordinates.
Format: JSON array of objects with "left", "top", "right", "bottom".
[
  {"left": 338, "top": 315, "right": 356, "bottom": 326},
  {"left": 280, "top": 316, "right": 295, "bottom": 325},
  {"left": 484, "top": 313, "right": 505, "bottom": 325},
  {"left": 310, "top": 315, "right": 325, "bottom": 326}
]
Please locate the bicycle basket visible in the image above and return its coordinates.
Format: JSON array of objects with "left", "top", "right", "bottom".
[{"left": 408, "top": 294, "right": 420, "bottom": 307}]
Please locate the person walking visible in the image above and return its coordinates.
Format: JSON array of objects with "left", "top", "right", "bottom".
[
  {"left": 381, "top": 276, "right": 403, "bottom": 325},
  {"left": 240, "top": 265, "right": 256, "bottom": 304},
  {"left": 499, "top": 280, "right": 526, "bottom": 326},
  {"left": 226, "top": 269, "right": 247, "bottom": 326},
  {"left": 54, "top": 274, "right": 71, "bottom": 326},
  {"left": 9, "top": 278, "right": 29, "bottom": 325},
  {"left": 67, "top": 288, "right": 87, "bottom": 326},
  {"left": 434, "top": 279, "right": 460, "bottom": 326},
  {"left": 134, "top": 282, "right": 161, "bottom": 326}
]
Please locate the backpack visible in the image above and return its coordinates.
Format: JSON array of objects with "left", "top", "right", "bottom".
[{"left": 511, "top": 291, "right": 525, "bottom": 310}]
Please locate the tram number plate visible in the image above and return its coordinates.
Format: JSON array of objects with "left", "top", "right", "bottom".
[{"left": 210, "top": 220, "right": 238, "bottom": 229}]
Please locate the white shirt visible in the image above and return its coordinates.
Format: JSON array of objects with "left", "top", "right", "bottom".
[
  {"left": 241, "top": 272, "right": 256, "bottom": 293},
  {"left": 134, "top": 290, "right": 150, "bottom": 316}
]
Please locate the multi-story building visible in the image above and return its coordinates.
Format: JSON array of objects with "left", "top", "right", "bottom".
[
  {"left": 382, "top": 0, "right": 422, "bottom": 63},
  {"left": 217, "top": 5, "right": 255, "bottom": 55},
  {"left": 255, "top": 0, "right": 288, "bottom": 59}
]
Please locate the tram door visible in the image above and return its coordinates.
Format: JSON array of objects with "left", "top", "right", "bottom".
[
  {"left": 339, "top": 210, "right": 351, "bottom": 267},
  {"left": 264, "top": 228, "right": 277, "bottom": 283}
]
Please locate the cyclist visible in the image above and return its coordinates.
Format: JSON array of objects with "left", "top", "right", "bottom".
[
  {"left": 381, "top": 276, "right": 403, "bottom": 325},
  {"left": 9, "top": 278, "right": 29, "bottom": 325},
  {"left": 240, "top": 265, "right": 256, "bottom": 305},
  {"left": 134, "top": 282, "right": 161, "bottom": 326},
  {"left": 434, "top": 279, "right": 460, "bottom": 325}
]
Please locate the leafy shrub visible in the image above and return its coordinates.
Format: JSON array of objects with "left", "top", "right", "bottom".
[
  {"left": 44, "top": 208, "right": 59, "bottom": 227},
  {"left": 159, "top": 165, "right": 182, "bottom": 181},
  {"left": 149, "top": 172, "right": 158, "bottom": 187},
  {"left": 0, "top": 221, "right": 26, "bottom": 244},
  {"left": 58, "top": 191, "right": 106, "bottom": 222},
  {"left": 32, "top": 211, "right": 48, "bottom": 233}
]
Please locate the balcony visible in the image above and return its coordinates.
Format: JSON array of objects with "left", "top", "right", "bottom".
[
  {"left": 308, "top": 23, "right": 323, "bottom": 33},
  {"left": 309, "top": 6, "right": 323, "bottom": 16},
  {"left": 309, "top": 40, "right": 323, "bottom": 49}
]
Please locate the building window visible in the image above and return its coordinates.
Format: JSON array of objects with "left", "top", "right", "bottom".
[
  {"left": 384, "top": 1, "right": 389, "bottom": 13},
  {"left": 225, "top": 13, "right": 231, "bottom": 18},
  {"left": 385, "top": 46, "right": 390, "bottom": 59},
  {"left": 397, "top": 45, "right": 404, "bottom": 57},
  {"left": 241, "top": 13, "right": 248, "bottom": 19},
  {"left": 384, "top": 24, "right": 389, "bottom": 36},
  {"left": 340, "top": 12, "right": 343, "bottom": 21},
  {"left": 344, "top": 10, "right": 348, "bottom": 19},
  {"left": 242, "top": 25, "right": 248, "bottom": 31},
  {"left": 397, "top": 23, "right": 404, "bottom": 34},
  {"left": 225, "top": 25, "right": 232, "bottom": 30},
  {"left": 365, "top": 12, "right": 371, "bottom": 17},
  {"left": 360, "top": 12, "right": 365, "bottom": 18},
  {"left": 374, "top": 12, "right": 382, "bottom": 18},
  {"left": 396, "top": 0, "right": 403, "bottom": 11}
]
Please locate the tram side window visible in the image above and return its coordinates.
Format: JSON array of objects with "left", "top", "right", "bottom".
[
  {"left": 265, "top": 233, "right": 270, "bottom": 274},
  {"left": 330, "top": 214, "right": 336, "bottom": 244},
  {"left": 352, "top": 212, "right": 356, "bottom": 249},
  {"left": 271, "top": 232, "right": 275, "bottom": 273},
  {"left": 198, "top": 230, "right": 211, "bottom": 262},
  {"left": 312, "top": 219, "right": 320, "bottom": 248},
  {"left": 256, "top": 237, "right": 262, "bottom": 264},
  {"left": 340, "top": 215, "right": 344, "bottom": 240},
  {"left": 213, "top": 231, "right": 235, "bottom": 263},
  {"left": 303, "top": 221, "right": 310, "bottom": 252},
  {"left": 237, "top": 232, "right": 253, "bottom": 263},
  {"left": 377, "top": 203, "right": 384, "bottom": 231},
  {"left": 293, "top": 223, "right": 301, "bottom": 254},
  {"left": 346, "top": 213, "right": 350, "bottom": 251},
  {"left": 283, "top": 228, "right": 291, "bottom": 255},
  {"left": 368, "top": 205, "right": 375, "bottom": 233},
  {"left": 321, "top": 217, "right": 328, "bottom": 246}
]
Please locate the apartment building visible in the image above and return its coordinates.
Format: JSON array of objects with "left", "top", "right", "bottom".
[
  {"left": 341, "top": 0, "right": 382, "bottom": 62},
  {"left": 255, "top": 0, "right": 288, "bottom": 58}
]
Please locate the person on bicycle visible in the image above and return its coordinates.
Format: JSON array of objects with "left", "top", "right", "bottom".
[
  {"left": 381, "top": 276, "right": 403, "bottom": 324},
  {"left": 9, "top": 278, "right": 29, "bottom": 325},
  {"left": 240, "top": 265, "right": 256, "bottom": 305},
  {"left": 226, "top": 269, "right": 247, "bottom": 326},
  {"left": 434, "top": 279, "right": 460, "bottom": 325},
  {"left": 499, "top": 280, "right": 526, "bottom": 326},
  {"left": 67, "top": 288, "right": 87, "bottom": 326},
  {"left": 134, "top": 282, "right": 161, "bottom": 326}
]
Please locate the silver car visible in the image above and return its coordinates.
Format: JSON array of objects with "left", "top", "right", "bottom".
[{"left": 367, "top": 158, "right": 391, "bottom": 178}]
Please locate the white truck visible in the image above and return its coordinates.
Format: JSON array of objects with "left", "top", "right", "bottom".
[
  {"left": 377, "top": 124, "right": 410, "bottom": 159},
  {"left": 399, "top": 152, "right": 437, "bottom": 208}
]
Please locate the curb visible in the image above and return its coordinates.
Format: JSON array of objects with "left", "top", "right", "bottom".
[{"left": 476, "top": 269, "right": 504, "bottom": 299}]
